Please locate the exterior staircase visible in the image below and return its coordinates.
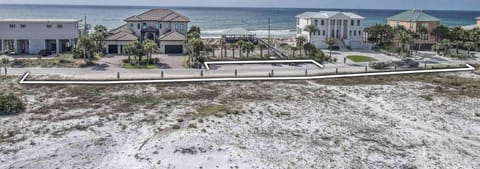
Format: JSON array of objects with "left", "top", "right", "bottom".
[{"left": 338, "top": 39, "right": 351, "bottom": 51}]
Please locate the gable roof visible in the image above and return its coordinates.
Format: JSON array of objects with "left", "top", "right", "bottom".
[
  {"left": 105, "top": 24, "right": 138, "bottom": 41},
  {"left": 125, "top": 9, "right": 190, "bottom": 22},
  {"left": 388, "top": 10, "right": 440, "bottom": 22},
  {"left": 297, "top": 11, "right": 365, "bottom": 19},
  {"left": 159, "top": 31, "right": 186, "bottom": 41}
]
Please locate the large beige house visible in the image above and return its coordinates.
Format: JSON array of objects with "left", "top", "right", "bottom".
[
  {"left": 105, "top": 9, "right": 190, "bottom": 55},
  {"left": 388, "top": 10, "right": 440, "bottom": 48}
]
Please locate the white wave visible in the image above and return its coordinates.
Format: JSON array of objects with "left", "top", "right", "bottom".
[{"left": 201, "top": 29, "right": 295, "bottom": 39}]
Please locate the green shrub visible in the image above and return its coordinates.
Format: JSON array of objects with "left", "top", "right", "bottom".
[
  {"left": 0, "top": 94, "right": 24, "bottom": 116},
  {"left": 447, "top": 53, "right": 469, "bottom": 59},
  {"left": 172, "top": 124, "right": 181, "bottom": 129}
]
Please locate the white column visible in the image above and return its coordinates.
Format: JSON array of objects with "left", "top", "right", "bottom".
[
  {"left": 28, "top": 40, "right": 32, "bottom": 54},
  {"left": 56, "top": 39, "right": 60, "bottom": 54},
  {"left": 14, "top": 40, "right": 18, "bottom": 53},
  {"left": 1, "top": 39, "right": 3, "bottom": 52},
  {"left": 347, "top": 20, "right": 350, "bottom": 40},
  {"left": 117, "top": 44, "right": 121, "bottom": 54},
  {"left": 340, "top": 20, "right": 344, "bottom": 39},
  {"left": 334, "top": 20, "right": 337, "bottom": 39},
  {"left": 326, "top": 19, "right": 330, "bottom": 38}
]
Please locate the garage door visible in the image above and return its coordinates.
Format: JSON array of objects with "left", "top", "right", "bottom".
[
  {"left": 165, "top": 45, "right": 183, "bottom": 54},
  {"left": 108, "top": 45, "right": 118, "bottom": 54}
]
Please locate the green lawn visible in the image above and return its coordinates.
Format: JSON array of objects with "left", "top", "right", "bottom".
[
  {"left": 346, "top": 55, "right": 378, "bottom": 62},
  {"left": 121, "top": 63, "right": 157, "bottom": 69}
]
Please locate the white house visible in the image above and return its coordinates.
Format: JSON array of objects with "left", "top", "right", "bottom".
[
  {"left": 296, "top": 11, "right": 365, "bottom": 49},
  {"left": 105, "top": 9, "right": 190, "bottom": 55},
  {"left": 0, "top": 19, "right": 81, "bottom": 55}
]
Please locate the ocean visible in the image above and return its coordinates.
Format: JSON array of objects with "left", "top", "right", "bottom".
[{"left": 1, "top": 4, "right": 479, "bottom": 38}]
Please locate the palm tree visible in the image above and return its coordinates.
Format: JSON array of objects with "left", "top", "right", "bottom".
[
  {"left": 449, "top": 27, "right": 466, "bottom": 54},
  {"left": 78, "top": 35, "right": 94, "bottom": 61},
  {"left": 303, "top": 25, "right": 319, "bottom": 43},
  {"left": 324, "top": 38, "right": 337, "bottom": 61},
  {"left": 219, "top": 39, "right": 226, "bottom": 58},
  {"left": 296, "top": 36, "right": 306, "bottom": 56},
  {"left": 416, "top": 26, "right": 429, "bottom": 50},
  {"left": 441, "top": 39, "right": 451, "bottom": 55},
  {"left": 291, "top": 47, "right": 298, "bottom": 58},
  {"left": 257, "top": 43, "right": 267, "bottom": 58},
  {"left": 243, "top": 42, "right": 255, "bottom": 58},
  {"left": 470, "top": 28, "right": 480, "bottom": 52},
  {"left": 187, "top": 38, "right": 203, "bottom": 56},
  {"left": 210, "top": 44, "right": 218, "bottom": 58},
  {"left": 132, "top": 40, "right": 145, "bottom": 64},
  {"left": 432, "top": 43, "right": 441, "bottom": 55},
  {"left": 236, "top": 40, "right": 245, "bottom": 58},
  {"left": 433, "top": 25, "right": 449, "bottom": 42},
  {"left": 303, "top": 42, "right": 316, "bottom": 57},
  {"left": 143, "top": 39, "right": 158, "bottom": 64},
  {"left": 396, "top": 31, "right": 413, "bottom": 58},
  {"left": 91, "top": 25, "right": 108, "bottom": 54},
  {"left": 228, "top": 43, "right": 236, "bottom": 58},
  {"left": 124, "top": 43, "right": 135, "bottom": 63},
  {"left": 465, "top": 41, "right": 475, "bottom": 56}
]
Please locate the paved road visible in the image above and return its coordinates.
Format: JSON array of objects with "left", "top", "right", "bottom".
[{"left": 1, "top": 50, "right": 477, "bottom": 81}]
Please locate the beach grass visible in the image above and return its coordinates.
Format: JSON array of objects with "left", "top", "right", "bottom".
[{"left": 346, "top": 55, "right": 378, "bottom": 62}]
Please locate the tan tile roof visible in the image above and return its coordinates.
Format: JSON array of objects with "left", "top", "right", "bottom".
[
  {"left": 159, "top": 31, "right": 186, "bottom": 41},
  {"left": 105, "top": 24, "right": 138, "bottom": 41},
  {"left": 125, "top": 9, "right": 190, "bottom": 22}
]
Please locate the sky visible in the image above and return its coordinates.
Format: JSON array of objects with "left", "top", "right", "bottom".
[{"left": 0, "top": 0, "right": 479, "bottom": 11}]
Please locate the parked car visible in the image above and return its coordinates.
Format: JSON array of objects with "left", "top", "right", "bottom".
[
  {"left": 394, "top": 58, "right": 419, "bottom": 68},
  {"left": 368, "top": 61, "right": 394, "bottom": 70},
  {"left": 39, "top": 49, "right": 52, "bottom": 56}
]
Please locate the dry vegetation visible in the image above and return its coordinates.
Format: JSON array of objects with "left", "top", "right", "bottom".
[{"left": 0, "top": 70, "right": 480, "bottom": 168}]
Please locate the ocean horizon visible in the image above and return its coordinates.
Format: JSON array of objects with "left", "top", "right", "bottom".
[{"left": 1, "top": 4, "right": 479, "bottom": 38}]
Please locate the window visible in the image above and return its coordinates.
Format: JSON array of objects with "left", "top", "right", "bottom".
[
  {"left": 20, "top": 24, "right": 26, "bottom": 28},
  {"left": 322, "top": 30, "right": 325, "bottom": 36},
  {"left": 315, "top": 19, "right": 318, "bottom": 26},
  {"left": 351, "top": 20, "right": 354, "bottom": 26},
  {"left": 158, "top": 23, "right": 162, "bottom": 29},
  {"left": 137, "top": 24, "right": 140, "bottom": 29},
  {"left": 57, "top": 24, "right": 63, "bottom": 28},
  {"left": 142, "top": 22, "right": 147, "bottom": 29},
  {"left": 321, "top": 20, "right": 324, "bottom": 26},
  {"left": 349, "top": 30, "right": 352, "bottom": 36},
  {"left": 47, "top": 24, "right": 52, "bottom": 28},
  {"left": 421, "top": 23, "right": 428, "bottom": 28},
  {"left": 410, "top": 23, "right": 414, "bottom": 29},
  {"left": 357, "top": 20, "right": 360, "bottom": 26},
  {"left": 332, "top": 20, "right": 335, "bottom": 26},
  {"left": 297, "top": 19, "right": 299, "bottom": 25},
  {"left": 354, "top": 30, "right": 357, "bottom": 36},
  {"left": 358, "top": 31, "right": 362, "bottom": 36},
  {"left": 130, "top": 23, "right": 133, "bottom": 28},
  {"left": 9, "top": 24, "right": 15, "bottom": 28},
  {"left": 313, "top": 31, "right": 316, "bottom": 36},
  {"left": 421, "top": 33, "right": 429, "bottom": 41}
]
